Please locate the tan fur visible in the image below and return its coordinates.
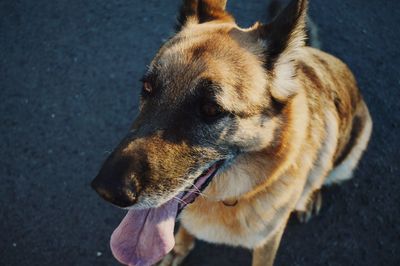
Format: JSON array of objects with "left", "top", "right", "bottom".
[
  {"left": 173, "top": 49, "right": 372, "bottom": 265},
  {"left": 158, "top": 1, "right": 372, "bottom": 265},
  {"left": 91, "top": 1, "right": 372, "bottom": 265}
]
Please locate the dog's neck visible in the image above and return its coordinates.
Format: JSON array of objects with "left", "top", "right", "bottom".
[{"left": 204, "top": 89, "right": 309, "bottom": 202}]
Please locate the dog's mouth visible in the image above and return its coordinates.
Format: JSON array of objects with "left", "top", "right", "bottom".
[
  {"left": 109, "top": 160, "right": 225, "bottom": 266},
  {"left": 177, "top": 160, "right": 224, "bottom": 213}
]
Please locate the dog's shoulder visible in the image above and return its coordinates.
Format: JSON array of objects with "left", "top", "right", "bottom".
[{"left": 296, "top": 47, "right": 361, "bottom": 120}]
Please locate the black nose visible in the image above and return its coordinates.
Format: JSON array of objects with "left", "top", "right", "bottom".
[
  {"left": 91, "top": 175, "right": 138, "bottom": 208},
  {"left": 91, "top": 156, "right": 139, "bottom": 208}
]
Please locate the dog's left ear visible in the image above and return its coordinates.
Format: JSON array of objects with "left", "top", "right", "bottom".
[
  {"left": 176, "top": 0, "right": 234, "bottom": 31},
  {"left": 255, "top": 0, "right": 308, "bottom": 101}
]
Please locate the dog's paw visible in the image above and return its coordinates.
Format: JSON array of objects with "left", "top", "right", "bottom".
[
  {"left": 156, "top": 226, "right": 195, "bottom": 266},
  {"left": 156, "top": 242, "right": 195, "bottom": 266},
  {"left": 296, "top": 190, "right": 322, "bottom": 223},
  {"left": 156, "top": 251, "right": 185, "bottom": 266}
]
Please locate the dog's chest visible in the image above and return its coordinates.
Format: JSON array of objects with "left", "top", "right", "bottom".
[
  {"left": 179, "top": 196, "right": 286, "bottom": 248},
  {"left": 180, "top": 202, "right": 259, "bottom": 248}
]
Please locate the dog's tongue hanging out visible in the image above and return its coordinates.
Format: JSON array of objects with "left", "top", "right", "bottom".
[
  {"left": 110, "top": 199, "right": 178, "bottom": 266},
  {"left": 109, "top": 164, "right": 218, "bottom": 266}
]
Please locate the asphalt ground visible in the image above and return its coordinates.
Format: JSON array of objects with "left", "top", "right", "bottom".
[{"left": 1, "top": 0, "right": 399, "bottom": 265}]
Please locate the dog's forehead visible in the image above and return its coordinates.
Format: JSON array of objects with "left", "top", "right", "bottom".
[
  {"left": 148, "top": 23, "right": 269, "bottom": 113},
  {"left": 149, "top": 24, "right": 233, "bottom": 79}
]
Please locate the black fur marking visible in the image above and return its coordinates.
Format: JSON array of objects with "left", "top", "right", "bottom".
[
  {"left": 176, "top": 0, "right": 198, "bottom": 31},
  {"left": 262, "top": 0, "right": 307, "bottom": 70},
  {"left": 175, "top": 0, "right": 232, "bottom": 31},
  {"left": 334, "top": 116, "right": 363, "bottom": 167},
  {"left": 298, "top": 61, "right": 323, "bottom": 90},
  {"left": 262, "top": 91, "right": 286, "bottom": 118},
  {"left": 270, "top": 96, "right": 286, "bottom": 115}
]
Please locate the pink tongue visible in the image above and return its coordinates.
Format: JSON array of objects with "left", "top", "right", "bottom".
[{"left": 110, "top": 199, "right": 178, "bottom": 266}]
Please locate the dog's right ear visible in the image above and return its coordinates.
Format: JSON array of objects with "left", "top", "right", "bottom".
[{"left": 176, "top": 0, "right": 234, "bottom": 31}]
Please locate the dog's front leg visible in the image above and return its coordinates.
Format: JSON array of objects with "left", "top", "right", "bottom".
[
  {"left": 157, "top": 225, "right": 195, "bottom": 266},
  {"left": 252, "top": 224, "right": 286, "bottom": 266}
]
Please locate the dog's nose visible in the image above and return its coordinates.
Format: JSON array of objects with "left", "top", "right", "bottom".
[
  {"left": 92, "top": 140, "right": 148, "bottom": 208},
  {"left": 91, "top": 154, "right": 140, "bottom": 208},
  {"left": 91, "top": 175, "right": 138, "bottom": 208}
]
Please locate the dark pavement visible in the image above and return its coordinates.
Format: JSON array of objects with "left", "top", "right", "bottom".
[{"left": 1, "top": 0, "right": 399, "bottom": 265}]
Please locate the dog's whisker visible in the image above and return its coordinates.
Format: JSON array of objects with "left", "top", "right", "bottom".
[
  {"left": 173, "top": 196, "right": 188, "bottom": 205},
  {"left": 182, "top": 189, "right": 208, "bottom": 198},
  {"left": 183, "top": 185, "right": 202, "bottom": 194},
  {"left": 179, "top": 180, "right": 208, "bottom": 197},
  {"left": 191, "top": 184, "right": 202, "bottom": 193}
]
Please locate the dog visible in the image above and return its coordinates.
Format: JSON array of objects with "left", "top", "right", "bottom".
[{"left": 91, "top": 0, "right": 372, "bottom": 265}]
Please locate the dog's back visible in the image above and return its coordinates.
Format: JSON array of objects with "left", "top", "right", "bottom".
[{"left": 293, "top": 47, "right": 372, "bottom": 216}]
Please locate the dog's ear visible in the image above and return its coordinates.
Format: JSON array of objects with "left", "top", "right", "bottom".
[
  {"left": 176, "top": 0, "right": 234, "bottom": 31},
  {"left": 256, "top": 0, "right": 308, "bottom": 101}
]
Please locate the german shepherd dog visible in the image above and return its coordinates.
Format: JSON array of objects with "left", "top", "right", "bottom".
[{"left": 91, "top": 0, "right": 372, "bottom": 265}]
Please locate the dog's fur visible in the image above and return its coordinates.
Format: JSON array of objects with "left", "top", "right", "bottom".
[{"left": 93, "top": 0, "right": 372, "bottom": 265}]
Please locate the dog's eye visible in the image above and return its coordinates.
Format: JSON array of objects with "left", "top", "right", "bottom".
[{"left": 200, "top": 102, "right": 225, "bottom": 121}]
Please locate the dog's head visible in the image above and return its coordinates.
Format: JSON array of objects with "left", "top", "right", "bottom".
[{"left": 92, "top": 0, "right": 308, "bottom": 209}]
